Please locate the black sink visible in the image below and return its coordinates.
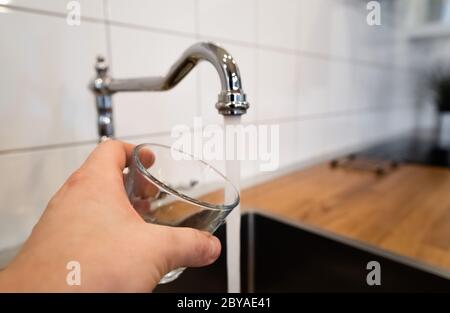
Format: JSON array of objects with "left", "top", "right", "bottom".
[{"left": 155, "top": 213, "right": 450, "bottom": 292}]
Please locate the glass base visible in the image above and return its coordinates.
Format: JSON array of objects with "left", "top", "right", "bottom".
[{"left": 159, "top": 267, "right": 186, "bottom": 284}]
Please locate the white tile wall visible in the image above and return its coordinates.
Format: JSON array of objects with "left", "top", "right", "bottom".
[
  {"left": 0, "top": 10, "right": 107, "bottom": 151},
  {"left": 297, "top": 56, "right": 385, "bottom": 117},
  {"left": 107, "top": 0, "right": 196, "bottom": 33},
  {"left": 298, "top": 0, "right": 396, "bottom": 64},
  {"left": 298, "top": 0, "right": 342, "bottom": 56},
  {"left": 0, "top": 0, "right": 419, "bottom": 251},
  {"left": 257, "top": 49, "right": 298, "bottom": 121},
  {"left": 257, "top": 0, "right": 300, "bottom": 50},
  {"left": 197, "top": 0, "right": 257, "bottom": 43},
  {"left": 0, "top": 144, "right": 94, "bottom": 250},
  {"left": 296, "top": 56, "right": 333, "bottom": 116}
]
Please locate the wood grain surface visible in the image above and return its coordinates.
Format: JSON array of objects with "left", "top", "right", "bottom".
[{"left": 240, "top": 161, "right": 450, "bottom": 271}]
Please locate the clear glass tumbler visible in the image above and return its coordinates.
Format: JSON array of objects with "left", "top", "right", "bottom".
[{"left": 125, "top": 143, "right": 240, "bottom": 284}]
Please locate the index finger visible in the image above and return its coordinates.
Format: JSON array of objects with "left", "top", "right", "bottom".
[{"left": 82, "top": 140, "right": 135, "bottom": 176}]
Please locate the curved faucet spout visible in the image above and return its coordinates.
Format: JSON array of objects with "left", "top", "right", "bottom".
[
  {"left": 168, "top": 42, "right": 244, "bottom": 92},
  {"left": 90, "top": 42, "right": 249, "bottom": 139}
]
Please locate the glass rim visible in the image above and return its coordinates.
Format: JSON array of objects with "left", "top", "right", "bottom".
[{"left": 133, "top": 143, "right": 240, "bottom": 211}]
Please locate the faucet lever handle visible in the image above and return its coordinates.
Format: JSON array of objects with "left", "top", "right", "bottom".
[
  {"left": 95, "top": 55, "right": 109, "bottom": 77},
  {"left": 90, "top": 55, "right": 114, "bottom": 140}
]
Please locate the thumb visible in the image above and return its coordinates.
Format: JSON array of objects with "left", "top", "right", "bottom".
[{"left": 157, "top": 226, "right": 222, "bottom": 271}]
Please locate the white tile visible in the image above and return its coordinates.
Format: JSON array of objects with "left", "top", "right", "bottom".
[
  {"left": 0, "top": 144, "right": 94, "bottom": 250},
  {"left": 109, "top": 25, "right": 200, "bottom": 137},
  {"left": 5, "top": 0, "right": 104, "bottom": 19},
  {"left": 384, "top": 105, "right": 416, "bottom": 137},
  {"left": 257, "top": 49, "right": 298, "bottom": 121},
  {"left": 298, "top": 0, "right": 340, "bottom": 55},
  {"left": 278, "top": 122, "right": 297, "bottom": 167},
  {"left": 257, "top": 0, "right": 301, "bottom": 50},
  {"left": 297, "top": 55, "right": 360, "bottom": 116},
  {"left": 295, "top": 118, "right": 326, "bottom": 161},
  {"left": 298, "top": 112, "right": 372, "bottom": 159},
  {"left": 347, "top": 2, "right": 398, "bottom": 64},
  {"left": 416, "top": 104, "right": 435, "bottom": 130},
  {"left": 362, "top": 66, "right": 395, "bottom": 109},
  {"left": 253, "top": 121, "right": 296, "bottom": 174},
  {"left": 198, "top": 42, "right": 257, "bottom": 125},
  {"left": 197, "top": 0, "right": 257, "bottom": 43},
  {"left": 363, "top": 24, "right": 396, "bottom": 65},
  {"left": 343, "top": 108, "right": 416, "bottom": 149},
  {"left": 328, "top": 61, "right": 358, "bottom": 111},
  {"left": 353, "top": 111, "right": 379, "bottom": 145},
  {"left": 332, "top": 2, "right": 373, "bottom": 62},
  {"left": 106, "top": 0, "right": 196, "bottom": 33},
  {"left": 0, "top": 10, "right": 107, "bottom": 151},
  {"left": 392, "top": 68, "right": 417, "bottom": 107},
  {"left": 298, "top": 0, "right": 393, "bottom": 63},
  {"left": 351, "top": 64, "right": 378, "bottom": 111},
  {"left": 296, "top": 56, "right": 332, "bottom": 116},
  {"left": 252, "top": 118, "right": 366, "bottom": 174},
  {"left": 302, "top": 109, "right": 405, "bottom": 158},
  {"left": 320, "top": 113, "right": 363, "bottom": 153}
]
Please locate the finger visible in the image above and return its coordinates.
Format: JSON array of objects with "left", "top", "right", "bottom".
[
  {"left": 136, "top": 145, "right": 155, "bottom": 169},
  {"left": 82, "top": 140, "right": 135, "bottom": 175},
  {"left": 125, "top": 145, "right": 158, "bottom": 199},
  {"left": 156, "top": 226, "right": 221, "bottom": 270}
]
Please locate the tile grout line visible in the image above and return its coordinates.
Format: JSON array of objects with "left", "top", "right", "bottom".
[
  {"left": 193, "top": 0, "right": 202, "bottom": 118},
  {"left": 245, "top": 103, "right": 417, "bottom": 126},
  {"left": 102, "top": 0, "right": 113, "bottom": 73},
  {"left": 0, "top": 130, "right": 173, "bottom": 156},
  {"left": 293, "top": 1, "right": 302, "bottom": 142},
  {"left": 0, "top": 4, "right": 418, "bottom": 73},
  {"left": 0, "top": 139, "right": 100, "bottom": 156},
  {"left": 253, "top": 0, "right": 260, "bottom": 124},
  {"left": 0, "top": 4, "right": 104, "bottom": 24},
  {"left": 0, "top": 103, "right": 417, "bottom": 156},
  {"left": 292, "top": 0, "right": 303, "bottom": 148}
]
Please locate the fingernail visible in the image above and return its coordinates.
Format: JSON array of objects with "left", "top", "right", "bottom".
[{"left": 209, "top": 236, "right": 221, "bottom": 260}]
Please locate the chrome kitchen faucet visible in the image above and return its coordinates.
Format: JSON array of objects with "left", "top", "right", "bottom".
[{"left": 89, "top": 42, "right": 249, "bottom": 141}]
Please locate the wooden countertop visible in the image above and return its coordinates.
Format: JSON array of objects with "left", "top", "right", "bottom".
[{"left": 241, "top": 161, "right": 450, "bottom": 272}]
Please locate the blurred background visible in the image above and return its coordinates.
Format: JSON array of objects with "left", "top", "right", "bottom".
[{"left": 1, "top": 0, "right": 450, "bottom": 282}]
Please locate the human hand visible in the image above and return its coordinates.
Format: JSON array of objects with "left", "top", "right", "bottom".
[{"left": 0, "top": 140, "right": 221, "bottom": 292}]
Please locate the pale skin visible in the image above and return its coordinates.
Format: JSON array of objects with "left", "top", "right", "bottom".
[{"left": 0, "top": 140, "right": 221, "bottom": 292}]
